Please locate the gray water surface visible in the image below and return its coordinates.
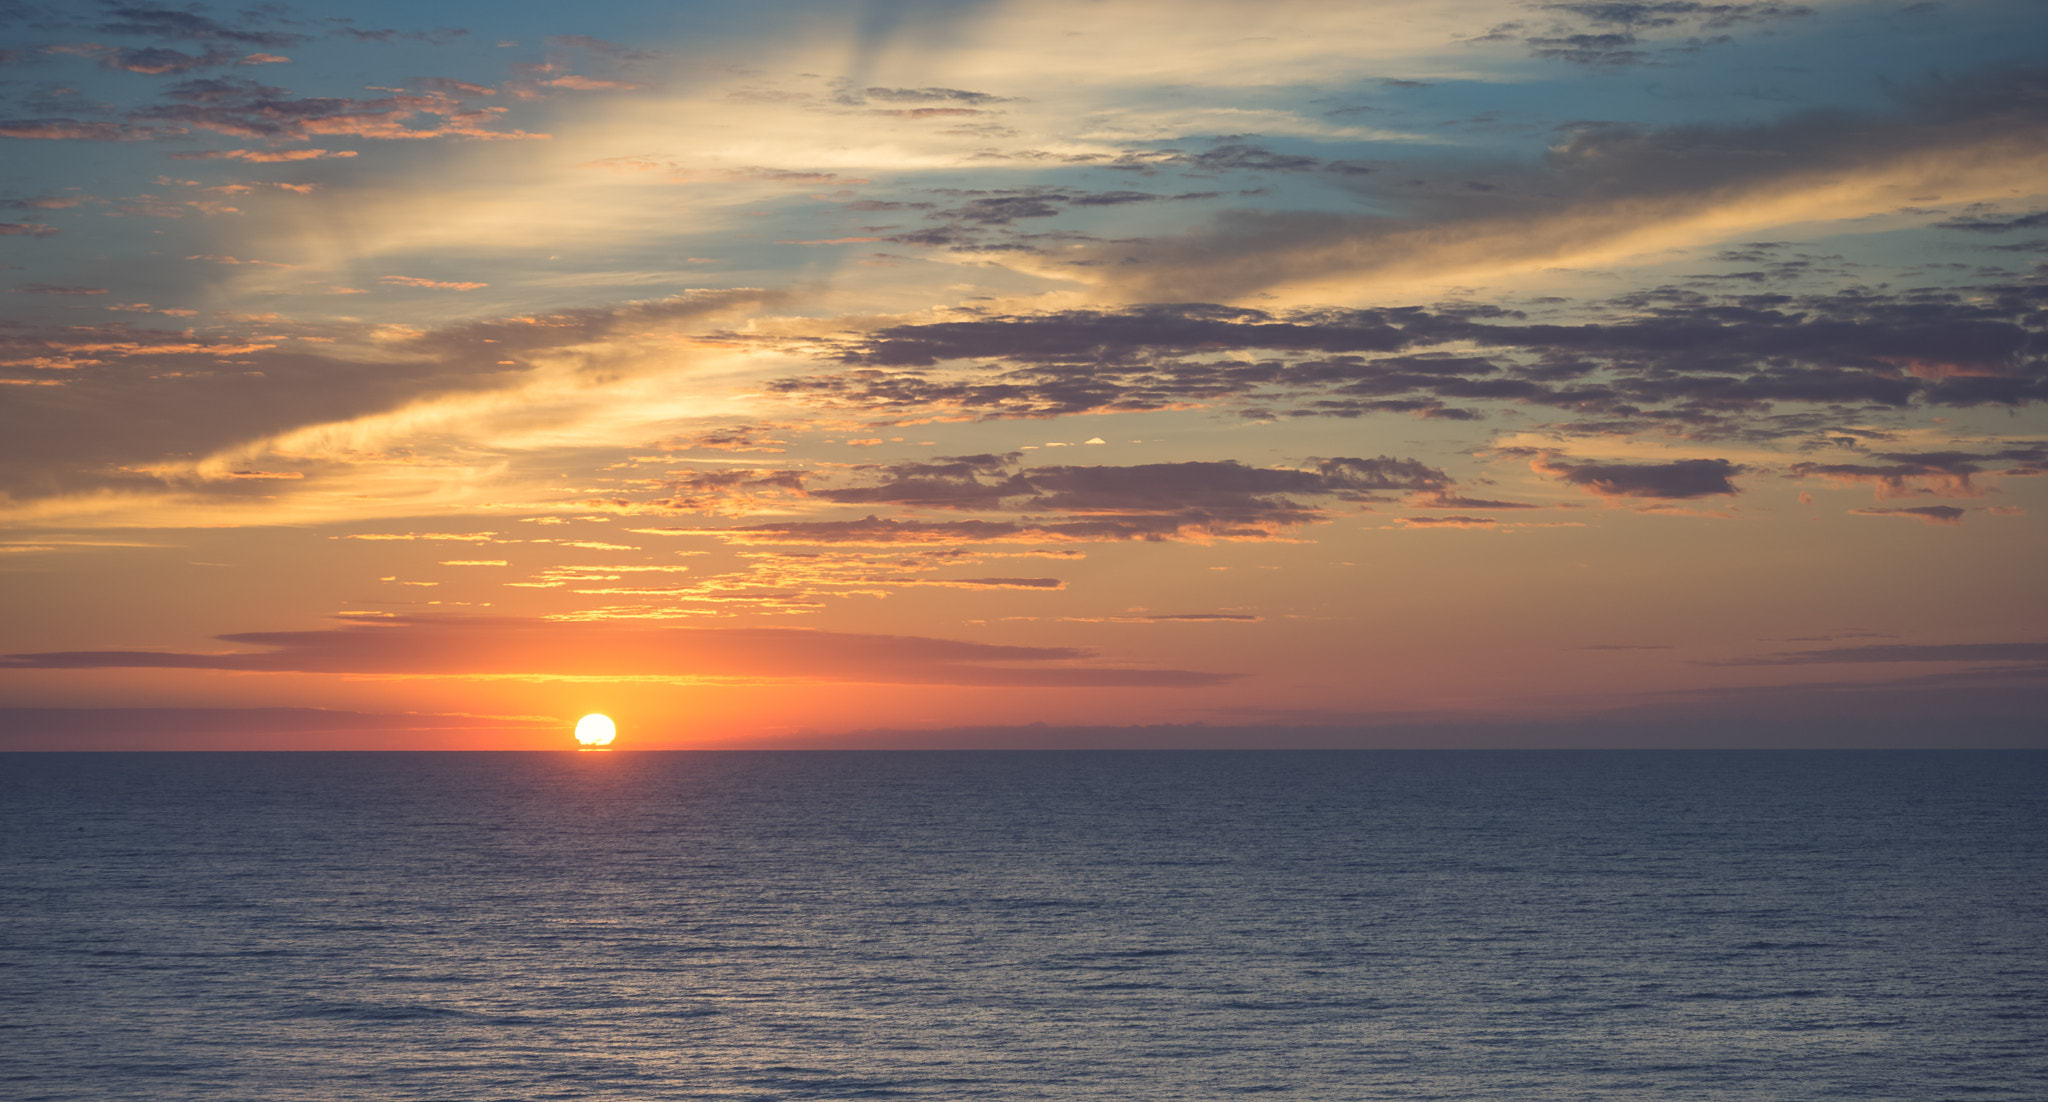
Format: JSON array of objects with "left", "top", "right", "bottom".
[{"left": 3, "top": 751, "right": 2044, "bottom": 1100}]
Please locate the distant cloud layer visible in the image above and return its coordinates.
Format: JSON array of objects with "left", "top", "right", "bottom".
[{"left": 1, "top": 616, "right": 1234, "bottom": 687}]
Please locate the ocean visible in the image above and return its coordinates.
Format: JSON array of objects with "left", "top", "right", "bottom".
[{"left": 3, "top": 750, "right": 2043, "bottom": 1100}]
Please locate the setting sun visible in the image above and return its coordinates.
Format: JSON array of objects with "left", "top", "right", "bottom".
[{"left": 574, "top": 714, "right": 617, "bottom": 748}]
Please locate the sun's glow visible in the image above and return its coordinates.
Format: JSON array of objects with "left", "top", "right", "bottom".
[{"left": 574, "top": 713, "right": 617, "bottom": 747}]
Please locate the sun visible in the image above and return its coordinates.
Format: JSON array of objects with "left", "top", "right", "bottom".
[{"left": 574, "top": 713, "right": 617, "bottom": 748}]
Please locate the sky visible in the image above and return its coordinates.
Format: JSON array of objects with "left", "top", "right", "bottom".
[{"left": 2, "top": 0, "right": 2045, "bottom": 749}]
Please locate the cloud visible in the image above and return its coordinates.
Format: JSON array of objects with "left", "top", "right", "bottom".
[
  {"left": 1789, "top": 446, "right": 2047, "bottom": 500},
  {"left": 648, "top": 469, "right": 810, "bottom": 516},
  {"left": 994, "top": 68, "right": 2048, "bottom": 302},
  {"left": 1848, "top": 505, "right": 1966, "bottom": 526},
  {"left": 0, "top": 222, "right": 60, "bottom": 236},
  {"left": 1937, "top": 210, "right": 2048, "bottom": 233},
  {"left": 166, "top": 148, "right": 358, "bottom": 161},
  {"left": 10, "top": 283, "right": 107, "bottom": 295},
  {"left": 325, "top": 20, "right": 467, "bottom": 45},
  {"left": 5, "top": 76, "right": 543, "bottom": 144},
  {"left": 1525, "top": 453, "right": 1744, "bottom": 500},
  {"left": 0, "top": 707, "right": 558, "bottom": 750},
  {"left": 540, "top": 75, "right": 640, "bottom": 92},
  {"left": 93, "top": 5, "right": 309, "bottom": 48},
  {"left": 0, "top": 119, "right": 167, "bottom": 140},
  {"left": 0, "top": 615, "right": 1234, "bottom": 687},
  {"left": 1712, "top": 641, "right": 2048, "bottom": 666},
  {"left": 766, "top": 286, "right": 2048, "bottom": 435},
  {"left": 1480, "top": 2, "right": 1814, "bottom": 69},
  {"left": 546, "top": 35, "right": 660, "bottom": 61},
  {"left": 817, "top": 185, "right": 1229, "bottom": 253},
  {"left": 712, "top": 516, "right": 1046, "bottom": 546},
  {"left": 0, "top": 289, "right": 786, "bottom": 514},
  {"left": 640, "top": 453, "right": 1447, "bottom": 545},
  {"left": 861, "top": 86, "right": 1013, "bottom": 106},
  {"left": 799, "top": 455, "right": 1437, "bottom": 541},
  {"left": 653, "top": 424, "right": 792, "bottom": 454},
  {"left": 1396, "top": 515, "right": 1498, "bottom": 528},
  {"left": 379, "top": 275, "right": 489, "bottom": 290},
  {"left": 47, "top": 42, "right": 246, "bottom": 75},
  {"left": 128, "top": 77, "right": 546, "bottom": 142}
]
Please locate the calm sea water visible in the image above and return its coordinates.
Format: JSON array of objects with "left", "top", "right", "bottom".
[{"left": 2, "top": 751, "right": 2044, "bottom": 1101}]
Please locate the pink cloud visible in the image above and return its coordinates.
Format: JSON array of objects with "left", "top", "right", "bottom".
[{"left": 168, "top": 149, "right": 358, "bottom": 162}]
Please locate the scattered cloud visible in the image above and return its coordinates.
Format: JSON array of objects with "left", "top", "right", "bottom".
[
  {"left": 1521, "top": 451, "right": 1744, "bottom": 500},
  {"left": 0, "top": 615, "right": 1234, "bottom": 687},
  {"left": 1711, "top": 641, "right": 2048, "bottom": 666},
  {"left": 167, "top": 148, "right": 358, "bottom": 161},
  {"left": 1847, "top": 505, "right": 1967, "bottom": 526},
  {"left": 380, "top": 275, "right": 489, "bottom": 290}
]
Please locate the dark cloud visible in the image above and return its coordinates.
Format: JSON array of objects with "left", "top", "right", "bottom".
[
  {"left": 4, "top": 68, "right": 530, "bottom": 143},
  {"left": 649, "top": 468, "right": 809, "bottom": 515},
  {"left": 0, "top": 118, "right": 166, "bottom": 140},
  {"left": 324, "top": 19, "right": 466, "bottom": 45},
  {"left": 1525, "top": 453, "right": 1744, "bottom": 499},
  {"left": 1097, "top": 141, "right": 1371, "bottom": 178},
  {"left": 9, "top": 282, "right": 104, "bottom": 293},
  {"left": 1069, "top": 190, "right": 1221, "bottom": 206},
  {"left": 1789, "top": 445, "right": 2046, "bottom": 499},
  {"left": 1408, "top": 491, "right": 1542, "bottom": 509},
  {"left": 1489, "top": 2, "right": 1812, "bottom": 67},
  {"left": 787, "top": 455, "right": 1444, "bottom": 542},
  {"left": 811, "top": 453, "right": 1027, "bottom": 510},
  {"left": 816, "top": 455, "right": 1431, "bottom": 511},
  {"left": 1848, "top": 504, "right": 1967, "bottom": 525},
  {"left": 716, "top": 516, "right": 1036, "bottom": 546},
  {"left": 0, "top": 289, "right": 784, "bottom": 502},
  {"left": 1711, "top": 641, "right": 2048, "bottom": 666},
  {"left": 848, "top": 186, "right": 1224, "bottom": 251},
  {"left": 546, "top": 34, "right": 655, "bottom": 60},
  {"left": 121, "top": 76, "right": 510, "bottom": 141},
  {"left": 0, "top": 615, "right": 1235, "bottom": 687},
  {"left": 94, "top": 5, "right": 307, "bottom": 47},
  {"left": 764, "top": 283, "right": 2048, "bottom": 435},
  {"left": 1937, "top": 210, "right": 2048, "bottom": 233},
  {"left": 679, "top": 454, "right": 1446, "bottom": 544},
  {"left": 1524, "top": 32, "right": 1650, "bottom": 67},
  {"left": 52, "top": 42, "right": 248, "bottom": 75},
  {"left": 1398, "top": 515, "right": 1498, "bottom": 527},
  {"left": 862, "top": 86, "right": 1011, "bottom": 106},
  {"left": 1543, "top": 2, "right": 1812, "bottom": 30},
  {"left": 0, "top": 707, "right": 555, "bottom": 749},
  {"left": 1018, "top": 69, "right": 2048, "bottom": 301},
  {"left": 653, "top": 424, "right": 791, "bottom": 454}
]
